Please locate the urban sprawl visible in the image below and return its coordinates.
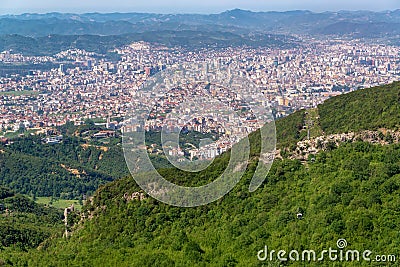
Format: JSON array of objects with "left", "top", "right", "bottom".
[{"left": 1, "top": 38, "right": 399, "bottom": 159}]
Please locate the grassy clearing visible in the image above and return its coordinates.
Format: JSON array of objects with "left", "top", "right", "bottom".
[
  {"left": 35, "top": 197, "right": 82, "bottom": 211},
  {"left": 1, "top": 129, "right": 40, "bottom": 139}
]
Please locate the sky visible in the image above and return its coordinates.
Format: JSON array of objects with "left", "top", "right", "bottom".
[{"left": 0, "top": 0, "right": 399, "bottom": 14}]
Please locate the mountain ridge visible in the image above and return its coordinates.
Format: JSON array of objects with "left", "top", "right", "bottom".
[{"left": 1, "top": 9, "right": 400, "bottom": 37}]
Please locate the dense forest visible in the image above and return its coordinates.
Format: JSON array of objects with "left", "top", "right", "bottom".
[
  {"left": 0, "top": 135, "right": 128, "bottom": 199},
  {"left": 0, "top": 186, "right": 63, "bottom": 253},
  {"left": 1, "top": 141, "right": 400, "bottom": 266},
  {"left": 319, "top": 82, "right": 400, "bottom": 134},
  {"left": 0, "top": 82, "right": 399, "bottom": 266}
]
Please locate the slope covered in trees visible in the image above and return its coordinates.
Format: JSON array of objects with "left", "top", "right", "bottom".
[
  {"left": 2, "top": 141, "right": 400, "bottom": 266},
  {"left": 0, "top": 186, "right": 63, "bottom": 253},
  {"left": 277, "top": 81, "right": 400, "bottom": 146},
  {"left": 0, "top": 135, "right": 127, "bottom": 199},
  {"left": 318, "top": 82, "right": 400, "bottom": 134}
]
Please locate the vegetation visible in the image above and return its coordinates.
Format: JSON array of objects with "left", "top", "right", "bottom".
[
  {"left": 0, "top": 31, "right": 296, "bottom": 56},
  {"left": 0, "top": 82, "right": 399, "bottom": 265},
  {"left": 318, "top": 82, "right": 400, "bottom": 134},
  {"left": 0, "top": 90, "right": 39, "bottom": 96},
  {"left": 35, "top": 197, "right": 82, "bottom": 211},
  {"left": 274, "top": 82, "right": 400, "bottom": 148},
  {"left": 0, "top": 141, "right": 399, "bottom": 266},
  {"left": 275, "top": 109, "right": 306, "bottom": 149},
  {"left": 0, "top": 124, "right": 203, "bottom": 199},
  {"left": 0, "top": 134, "right": 129, "bottom": 199},
  {"left": 0, "top": 186, "right": 63, "bottom": 251}
]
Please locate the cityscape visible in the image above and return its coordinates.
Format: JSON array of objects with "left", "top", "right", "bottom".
[
  {"left": 1, "top": 38, "right": 399, "bottom": 158},
  {"left": 0, "top": 2, "right": 400, "bottom": 265}
]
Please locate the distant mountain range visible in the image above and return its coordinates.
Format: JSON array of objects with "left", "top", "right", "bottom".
[
  {"left": 0, "top": 31, "right": 297, "bottom": 56},
  {"left": 1, "top": 9, "right": 400, "bottom": 37},
  {"left": 0, "top": 9, "right": 400, "bottom": 55}
]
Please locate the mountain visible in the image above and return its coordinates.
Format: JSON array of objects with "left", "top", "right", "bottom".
[
  {"left": 0, "top": 31, "right": 297, "bottom": 56},
  {"left": 2, "top": 9, "right": 400, "bottom": 56},
  {"left": 317, "top": 21, "right": 400, "bottom": 37},
  {"left": 0, "top": 82, "right": 399, "bottom": 266},
  {"left": 1, "top": 9, "right": 400, "bottom": 37}
]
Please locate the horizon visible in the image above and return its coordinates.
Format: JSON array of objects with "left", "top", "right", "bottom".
[{"left": 0, "top": 8, "right": 400, "bottom": 16}]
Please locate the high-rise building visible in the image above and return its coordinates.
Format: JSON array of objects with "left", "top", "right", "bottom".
[{"left": 59, "top": 64, "right": 66, "bottom": 74}]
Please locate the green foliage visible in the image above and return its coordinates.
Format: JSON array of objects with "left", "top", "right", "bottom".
[
  {"left": 0, "top": 134, "right": 130, "bottom": 199},
  {"left": 319, "top": 82, "right": 400, "bottom": 134},
  {"left": 275, "top": 109, "right": 306, "bottom": 149},
  {"left": 0, "top": 186, "right": 14, "bottom": 199},
  {"left": 1, "top": 142, "right": 398, "bottom": 266},
  {"left": 0, "top": 188, "right": 63, "bottom": 251}
]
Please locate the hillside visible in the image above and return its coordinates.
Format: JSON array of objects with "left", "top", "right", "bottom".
[
  {"left": 318, "top": 82, "right": 400, "bottom": 134},
  {"left": 277, "top": 81, "right": 400, "bottom": 148},
  {"left": 8, "top": 141, "right": 399, "bottom": 266},
  {"left": 0, "top": 186, "right": 63, "bottom": 252},
  {"left": 0, "top": 31, "right": 297, "bottom": 56},
  {"left": 0, "top": 135, "right": 129, "bottom": 199},
  {"left": 0, "top": 82, "right": 399, "bottom": 266}
]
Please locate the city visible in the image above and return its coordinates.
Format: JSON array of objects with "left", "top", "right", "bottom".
[
  {"left": 1, "top": 38, "right": 399, "bottom": 159},
  {"left": 1, "top": 2, "right": 400, "bottom": 265}
]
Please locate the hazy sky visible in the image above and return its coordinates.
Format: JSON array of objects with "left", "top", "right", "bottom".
[{"left": 0, "top": 0, "right": 399, "bottom": 14}]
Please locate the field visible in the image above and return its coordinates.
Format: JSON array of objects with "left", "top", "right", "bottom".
[
  {"left": 1, "top": 129, "right": 40, "bottom": 138},
  {"left": 35, "top": 197, "right": 82, "bottom": 211}
]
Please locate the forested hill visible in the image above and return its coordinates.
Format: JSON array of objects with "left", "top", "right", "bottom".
[
  {"left": 0, "top": 186, "right": 63, "bottom": 252},
  {"left": 0, "top": 134, "right": 130, "bottom": 199},
  {"left": 0, "top": 83, "right": 398, "bottom": 265},
  {"left": 276, "top": 81, "right": 400, "bottom": 148},
  {"left": 318, "top": 82, "right": 400, "bottom": 134}
]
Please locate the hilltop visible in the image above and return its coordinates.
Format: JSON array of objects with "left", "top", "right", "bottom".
[{"left": 0, "top": 82, "right": 399, "bottom": 266}]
